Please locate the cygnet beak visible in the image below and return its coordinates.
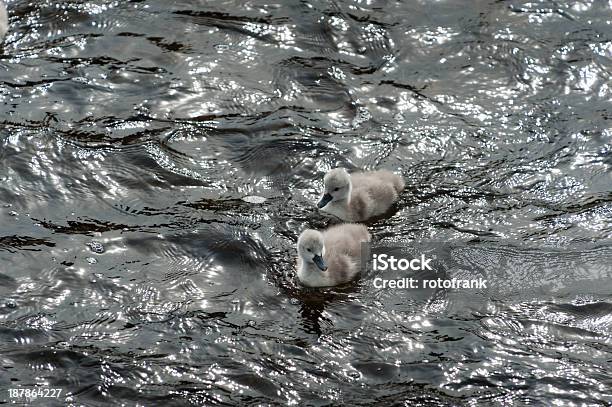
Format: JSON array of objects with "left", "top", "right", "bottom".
[
  {"left": 313, "top": 254, "right": 328, "bottom": 271},
  {"left": 317, "top": 193, "right": 333, "bottom": 208}
]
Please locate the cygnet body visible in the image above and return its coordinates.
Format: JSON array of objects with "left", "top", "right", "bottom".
[
  {"left": 296, "top": 223, "right": 370, "bottom": 287},
  {"left": 0, "top": 2, "right": 7, "bottom": 42},
  {"left": 317, "top": 168, "right": 404, "bottom": 221}
]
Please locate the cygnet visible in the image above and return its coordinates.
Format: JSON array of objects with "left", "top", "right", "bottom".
[
  {"left": 317, "top": 168, "right": 404, "bottom": 221},
  {"left": 296, "top": 223, "right": 370, "bottom": 287},
  {"left": 0, "top": 2, "right": 8, "bottom": 42}
]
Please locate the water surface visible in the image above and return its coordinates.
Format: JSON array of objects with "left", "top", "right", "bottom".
[{"left": 1, "top": 0, "right": 611, "bottom": 405}]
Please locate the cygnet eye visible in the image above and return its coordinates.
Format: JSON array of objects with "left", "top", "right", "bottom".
[
  {"left": 334, "top": 187, "right": 340, "bottom": 191},
  {"left": 307, "top": 248, "right": 311, "bottom": 252}
]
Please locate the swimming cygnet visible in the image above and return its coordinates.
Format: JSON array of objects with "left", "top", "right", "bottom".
[
  {"left": 317, "top": 168, "right": 404, "bottom": 221},
  {"left": 0, "top": 1, "right": 7, "bottom": 42},
  {"left": 296, "top": 223, "right": 370, "bottom": 287}
]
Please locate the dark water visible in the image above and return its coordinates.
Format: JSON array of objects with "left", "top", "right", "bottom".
[{"left": 1, "top": 0, "right": 611, "bottom": 405}]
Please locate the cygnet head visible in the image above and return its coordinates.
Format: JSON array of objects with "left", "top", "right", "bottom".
[
  {"left": 318, "top": 168, "right": 351, "bottom": 208},
  {"left": 297, "top": 229, "right": 327, "bottom": 271}
]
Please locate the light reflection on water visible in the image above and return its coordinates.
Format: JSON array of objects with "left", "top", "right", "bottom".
[{"left": 0, "top": 0, "right": 611, "bottom": 405}]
